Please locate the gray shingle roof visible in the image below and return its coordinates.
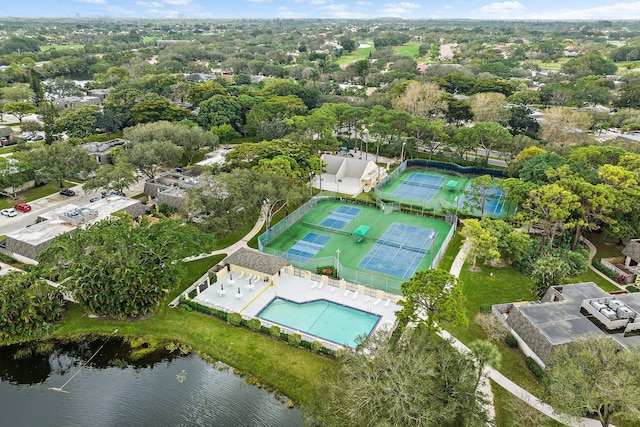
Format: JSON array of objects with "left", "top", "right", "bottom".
[
  {"left": 222, "top": 248, "right": 288, "bottom": 275},
  {"left": 622, "top": 239, "right": 640, "bottom": 262}
]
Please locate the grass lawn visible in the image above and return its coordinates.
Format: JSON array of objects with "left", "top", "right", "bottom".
[
  {"left": 492, "top": 380, "right": 565, "bottom": 427},
  {"left": 335, "top": 42, "right": 375, "bottom": 65},
  {"left": 394, "top": 41, "right": 421, "bottom": 58},
  {"left": 566, "top": 268, "right": 621, "bottom": 293},
  {"left": 437, "top": 227, "right": 464, "bottom": 272},
  {"left": 47, "top": 254, "right": 338, "bottom": 411},
  {"left": 446, "top": 263, "right": 544, "bottom": 395},
  {"left": 586, "top": 231, "right": 624, "bottom": 259},
  {"left": 0, "top": 145, "right": 16, "bottom": 155},
  {"left": 0, "top": 182, "right": 75, "bottom": 209},
  {"left": 142, "top": 36, "right": 159, "bottom": 43},
  {"left": 528, "top": 58, "right": 570, "bottom": 71}
]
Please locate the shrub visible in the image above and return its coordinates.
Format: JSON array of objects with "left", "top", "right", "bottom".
[
  {"left": 505, "top": 334, "right": 518, "bottom": 348},
  {"left": 247, "top": 318, "right": 261, "bottom": 331},
  {"left": 479, "top": 303, "right": 493, "bottom": 314},
  {"left": 227, "top": 312, "right": 242, "bottom": 326},
  {"left": 475, "top": 312, "right": 507, "bottom": 343},
  {"left": 311, "top": 340, "right": 323, "bottom": 352},
  {"left": 525, "top": 356, "right": 545, "bottom": 380},
  {"left": 288, "top": 333, "right": 302, "bottom": 347},
  {"left": 269, "top": 325, "right": 281, "bottom": 338},
  {"left": 627, "top": 285, "right": 640, "bottom": 293}
]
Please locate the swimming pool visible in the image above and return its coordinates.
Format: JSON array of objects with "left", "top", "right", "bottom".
[{"left": 257, "top": 298, "right": 381, "bottom": 348}]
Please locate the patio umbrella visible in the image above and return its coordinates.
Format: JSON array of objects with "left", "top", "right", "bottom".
[{"left": 221, "top": 283, "right": 224, "bottom": 291}]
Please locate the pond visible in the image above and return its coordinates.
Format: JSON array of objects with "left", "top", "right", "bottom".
[{"left": 0, "top": 339, "right": 304, "bottom": 426}]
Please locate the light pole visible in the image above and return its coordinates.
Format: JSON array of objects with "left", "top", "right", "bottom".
[
  {"left": 309, "top": 172, "right": 313, "bottom": 197},
  {"left": 336, "top": 248, "right": 341, "bottom": 278},
  {"left": 400, "top": 141, "right": 406, "bottom": 165},
  {"left": 454, "top": 196, "right": 459, "bottom": 216},
  {"left": 337, "top": 178, "right": 342, "bottom": 196}
]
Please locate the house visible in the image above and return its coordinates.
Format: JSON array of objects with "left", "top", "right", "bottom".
[
  {"left": 0, "top": 196, "right": 147, "bottom": 264},
  {"left": 143, "top": 170, "right": 205, "bottom": 209},
  {"left": 313, "top": 154, "right": 387, "bottom": 197},
  {"left": 81, "top": 139, "right": 127, "bottom": 165},
  {"left": 86, "top": 88, "right": 111, "bottom": 101},
  {"left": 500, "top": 283, "right": 640, "bottom": 366},
  {"left": 53, "top": 95, "right": 102, "bottom": 109}
]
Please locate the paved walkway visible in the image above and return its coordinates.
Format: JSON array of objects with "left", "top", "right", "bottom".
[
  {"left": 182, "top": 205, "right": 267, "bottom": 262},
  {"left": 444, "top": 238, "right": 605, "bottom": 427},
  {"left": 581, "top": 236, "right": 626, "bottom": 291}
]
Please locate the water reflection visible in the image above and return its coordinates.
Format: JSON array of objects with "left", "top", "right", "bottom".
[{"left": 0, "top": 339, "right": 303, "bottom": 426}]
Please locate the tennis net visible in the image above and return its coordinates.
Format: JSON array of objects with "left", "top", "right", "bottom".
[
  {"left": 401, "top": 179, "right": 445, "bottom": 190},
  {"left": 302, "top": 222, "right": 352, "bottom": 236},
  {"left": 373, "top": 237, "right": 430, "bottom": 254}
]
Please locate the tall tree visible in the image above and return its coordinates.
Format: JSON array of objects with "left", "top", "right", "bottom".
[
  {"left": 468, "top": 340, "right": 501, "bottom": 389},
  {"left": 544, "top": 336, "right": 640, "bottom": 427},
  {"left": 470, "top": 92, "right": 509, "bottom": 124},
  {"left": 83, "top": 159, "right": 138, "bottom": 194},
  {"left": 392, "top": 81, "right": 448, "bottom": 120},
  {"left": 56, "top": 106, "right": 99, "bottom": 138},
  {"left": 461, "top": 219, "right": 500, "bottom": 270},
  {"left": 36, "top": 218, "right": 215, "bottom": 319},
  {"left": 16, "top": 141, "right": 96, "bottom": 188},
  {"left": 126, "top": 140, "right": 183, "bottom": 179},
  {"left": 316, "top": 329, "right": 489, "bottom": 427},
  {"left": 398, "top": 269, "right": 467, "bottom": 332},
  {"left": 2, "top": 101, "right": 36, "bottom": 122}
]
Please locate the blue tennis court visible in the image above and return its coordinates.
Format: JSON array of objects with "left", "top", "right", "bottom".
[
  {"left": 283, "top": 232, "right": 331, "bottom": 264},
  {"left": 358, "top": 223, "right": 437, "bottom": 279},
  {"left": 391, "top": 173, "right": 446, "bottom": 203},
  {"left": 460, "top": 185, "right": 505, "bottom": 215},
  {"left": 320, "top": 206, "right": 362, "bottom": 229}
]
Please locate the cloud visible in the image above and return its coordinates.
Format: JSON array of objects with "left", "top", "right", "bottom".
[
  {"left": 244, "top": 0, "right": 272, "bottom": 2},
  {"left": 529, "top": 1, "right": 640, "bottom": 19},
  {"left": 443, "top": 4, "right": 453, "bottom": 9},
  {"left": 379, "top": 1, "right": 421, "bottom": 17},
  {"left": 320, "top": 3, "right": 367, "bottom": 18},
  {"left": 161, "top": 0, "right": 192, "bottom": 4},
  {"left": 74, "top": 0, "right": 108, "bottom": 4},
  {"left": 478, "top": 1, "right": 524, "bottom": 13},
  {"left": 277, "top": 6, "right": 307, "bottom": 18},
  {"left": 357, "top": 1, "right": 372, "bottom": 5}
]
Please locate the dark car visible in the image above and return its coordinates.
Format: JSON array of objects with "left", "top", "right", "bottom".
[
  {"left": 59, "top": 189, "right": 75, "bottom": 197},
  {"left": 101, "top": 190, "right": 125, "bottom": 198}
]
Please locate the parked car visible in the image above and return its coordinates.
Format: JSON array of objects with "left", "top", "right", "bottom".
[
  {"left": 101, "top": 190, "right": 125, "bottom": 198},
  {"left": 59, "top": 188, "right": 75, "bottom": 197},
  {"left": 89, "top": 197, "right": 101, "bottom": 203},
  {"left": 13, "top": 203, "right": 32, "bottom": 212},
  {"left": 31, "top": 135, "right": 44, "bottom": 141},
  {"left": 1, "top": 208, "right": 17, "bottom": 217}
]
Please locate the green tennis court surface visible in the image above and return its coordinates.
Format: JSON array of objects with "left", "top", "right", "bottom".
[
  {"left": 377, "top": 168, "right": 515, "bottom": 218},
  {"left": 263, "top": 201, "right": 452, "bottom": 294}
]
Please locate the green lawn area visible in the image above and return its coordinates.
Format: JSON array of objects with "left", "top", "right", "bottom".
[
  {"left": 41, "top": 44, "right": 84, "bottom": 51},
  {"left": 44, "top": 254, "right": 339, "bottom": 412},
  {"left": 394, "top": 41, "right": 421, "bottom": 58},
  {"left": 492, "top": 381, "right": 565, "bottom": 427},
  {"left": 446, "top": 263, "right": 544, "bottom": 395},
  {"left": 437, "top": 227, "right": 464, "bottom": 272},
  {"left": 586, "top": 231, "right": 624, "bottom": 259},
  {"left": 527, "top": 58, "right": 570, "bottom": 71},
  {"left": 142, "top": 36, "right": 159, "bottom": 43},
  {"left": 335, "top": 42, "right": 375, "bottom": 65},
  {"left": 566, "top": 268, "right": 621, "bottom": 292},
  {"left": 0, "top": 182, "right": 76, "bottom": 209}
]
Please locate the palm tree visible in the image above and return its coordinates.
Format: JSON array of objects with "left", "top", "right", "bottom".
[{"left": 469, "top": 340, "right": 501, "bottom": 389}]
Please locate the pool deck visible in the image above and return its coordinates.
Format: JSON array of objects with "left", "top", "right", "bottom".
[{"left": 193, "top": 272, "right": 400, "bottom": 347}]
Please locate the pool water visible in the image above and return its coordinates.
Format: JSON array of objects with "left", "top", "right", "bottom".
[{"left": 257, "top": 298, "right": 380, "bottom": 348}]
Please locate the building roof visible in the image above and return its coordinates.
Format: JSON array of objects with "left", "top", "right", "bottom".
[
  {"left": 513, "top": 282, "right": 640, "bottom": 349},
  {"left": 622, "top": 239, "right": 640, "bottom": 262},
  {"left": 222, "top": 248, "right": 288, "bottom": 275}
]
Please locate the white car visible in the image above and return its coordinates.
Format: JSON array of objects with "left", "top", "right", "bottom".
[{"left": 1, "top": 208, "right": 17, "bottom": 217}]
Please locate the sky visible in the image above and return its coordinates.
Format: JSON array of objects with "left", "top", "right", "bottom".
[{"left": 5, "top": 0, "right": 640, "bottom": 20}]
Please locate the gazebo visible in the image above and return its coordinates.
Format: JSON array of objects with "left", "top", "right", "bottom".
[{"left": 353, "top": 225, "right": 371, "bottom": 243}]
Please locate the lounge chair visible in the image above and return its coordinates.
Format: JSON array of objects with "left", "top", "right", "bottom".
[
  {"left": 364, "top": 296, "right": 370, "bottom": 303},
  {"left": 343, "top": 289, "right": 350, "bottom": 297},
  {"left": 247, "top": 282, "right": 254, "bottom": 291},
  {"left": 238, "top": 271, "right": 245, "bottom": 279},
  {"left": 317, "top": 282, "right": 324, "bottom": 290},
  {"left": 352, "top": 292, "right": 358, "bottom": 300},
  {"left": 373, "top": 298, "right": 381, "bottom": 306},
  {"left": 311, "top": 281, "right": 317, "bottom": 289},
  {"left": 330, "top": 286, "right": 336, "bottom": 293},
  {"left": 384, "top": 299, "right": 390, "bottom": 307}
]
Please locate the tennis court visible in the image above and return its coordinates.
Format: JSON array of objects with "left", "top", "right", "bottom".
[
  {"left": 282, "top": 232, "right": 331, "bottom": 264},
  {"left": 376, "top": 168, "right": 515, "bottom": 218},
  {"left": 262, "top": 200, "right": 453, "bottom": 294},
  {"left": 459, "top": 185, "right": 505, "bottom": 216},
  {"left": 320, "top": 205, "right": 361, "bottom": 229},
  {"left": 391, "top": 173, "right": 446, "bottom": 203},
  {"left": 358, "top": 223, "right": 436, "bottom": 279}
]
